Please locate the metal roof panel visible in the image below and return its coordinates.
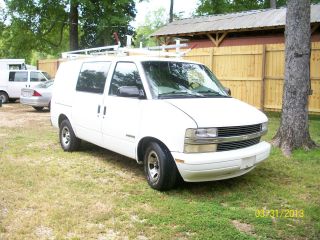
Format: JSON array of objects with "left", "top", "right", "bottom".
[{"left": 151, "top": 4, "right": 320, "bottom": 37}]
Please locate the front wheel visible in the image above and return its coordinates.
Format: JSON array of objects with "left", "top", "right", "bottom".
[
  {"left": 144, "top": 142, "right": 178, "bottom": 191},
  {"left": 0, "top": 92, "right": 9, "bottom": 104},
  {"left": 59, "top": 119, "right": 81, "bottom": 151}
]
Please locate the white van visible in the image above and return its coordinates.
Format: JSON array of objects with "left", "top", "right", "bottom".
[
  {"left": 51, "top": 56, "right": 271, "bottom": 190},
  {"left": 0, "top": 70, "right": 51, "bottom": 103},
  {"left": 0, "top": 59, "right": 26, "bottom": 71}
]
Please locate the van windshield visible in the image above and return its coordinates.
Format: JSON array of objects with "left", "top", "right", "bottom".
[{"left": 141, "top": 61, "right": 229, "bottom": 99}]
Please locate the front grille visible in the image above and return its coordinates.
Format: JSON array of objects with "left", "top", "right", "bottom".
[
  {"left": 217, "top": 137, "right": 261, "bottom": 152},
  {"left": 218, "top": 124, "right": 261, "bottom": 137}
]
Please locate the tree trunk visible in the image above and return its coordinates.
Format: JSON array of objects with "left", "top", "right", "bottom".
[
  {"left": 270, "top": 0, "right": 276, "bottom": 8},
  {"left": 69, "top": 0, "right": 79, "bottom": 50},
  {"left": 169, "top": 0, "right": 174, "bottom": 23},
  {"left": 272, "top": 0, "right": 316, "bottom": 156}
]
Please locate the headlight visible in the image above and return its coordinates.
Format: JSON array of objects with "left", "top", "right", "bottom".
[
  {"left": 261, "top": 122, "right": 268, "bottom": 132},
  {"left": 184, "top": 128, "right": 218, "bottom": 153},
  {"left": 185, "top": 128, "right": 217, "bottom": 139}
]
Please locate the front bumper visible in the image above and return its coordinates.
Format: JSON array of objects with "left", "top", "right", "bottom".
[{"left": 172, "top": 141, "right": 271, "bottom": 182}]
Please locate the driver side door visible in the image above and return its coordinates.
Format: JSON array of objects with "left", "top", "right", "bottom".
[{"left": 102, "top": 62, "right": 145, "bottom": 159}]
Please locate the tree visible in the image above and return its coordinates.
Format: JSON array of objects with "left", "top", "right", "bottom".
[
  {"left": 80, "top": 0, "right": 136, "bottom": 48},
  {"left": 1, "top": 0, "right": 136, "bottom": 61},
  {"left": 169, "top": 0, "right": 174, "bottom": 22},
  {"left": 134, "top": 7, "right": 167, "bottom": 47},
  {"left": 69, "top": 0, "right": 79, "bottom": 50},
  {"left": 270, "top": 0, "right": 277, "bottom": 8},
  {"left": 196, "top": 0, "right": 232, "bottom": 15},
  {"left": 272, "top": 0, "right": 316, "bottom": 156},
  {"left": 196, "top": 0, "right": 320, "bottom": 16},
  {"left": 1, "top": 0, "right": 68, "bottom": 61}
]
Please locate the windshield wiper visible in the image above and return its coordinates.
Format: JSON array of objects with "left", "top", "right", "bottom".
[
  {"left": 158, "top": 91, "right": 204, "bottom": 99},
  {"left": 198, "top": 90, "right": 229, "bottom": 97}
]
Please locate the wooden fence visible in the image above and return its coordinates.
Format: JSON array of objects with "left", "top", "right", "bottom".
[
  {"left": 37, "top": 59, "right": 64, "bottom": 79},
  {"left": 37, "top": 42, "right": 320, "bottom": 113},
  {"left": 183, "top": 42, "right": 320, "bottom": 113}
]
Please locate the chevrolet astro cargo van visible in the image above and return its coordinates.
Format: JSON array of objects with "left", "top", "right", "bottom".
[{"left": 50, "top": 56, "right": 271, "bottom": 190}]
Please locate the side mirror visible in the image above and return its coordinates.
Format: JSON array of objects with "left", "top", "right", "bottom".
[
  {"left": 117, "top": 86, "right": 145, "bottom": 99},
  {"left": 224, "top": 87, "right": 231, "bottom": 96}
]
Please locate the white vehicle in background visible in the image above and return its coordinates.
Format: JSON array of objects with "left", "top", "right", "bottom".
[
  {"left": 0, "top": 59, "right": 26, "bottom": 71},
  {"left": 20, "top": 80, "right": 54, "bottom": 111},
  {"left": 51, "top": 56, "right": 271, "bottom": 191},
  {"left": 0, "top": 69, "right": 52, "bottom": 103}
]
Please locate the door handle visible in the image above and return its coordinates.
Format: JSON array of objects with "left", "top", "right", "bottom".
[
  {"left": 102, "top": 106, "right": 107, "bottom": 118},
  {"left": 97, "top": 105, "right": 101, "bottom": 115}
]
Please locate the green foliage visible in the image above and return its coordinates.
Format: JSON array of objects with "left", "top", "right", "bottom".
[
  {"left": 134, "top": 7, "right": 168, "bottom": 47},
  {"left": 196, "top": 0, "right": 232, "bottom": 15},
  {"left": 1, "top": 0, "right": 69, "bottom": 61},
  {"left": 0, "top": 0, "right": 136, "bottom": 61},
  {"left": 80, "top": 0, "right": 136, "bottom": 48},
  {"left": 195, "top": 0, "right": 287, "bottom": 15},
  {"left": 196, "top": 0, "right": 320, "bottom": 16}
]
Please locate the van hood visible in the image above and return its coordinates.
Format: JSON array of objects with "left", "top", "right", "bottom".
[{"left": 165, "top": 98, "right": 268, "bottom": 127}]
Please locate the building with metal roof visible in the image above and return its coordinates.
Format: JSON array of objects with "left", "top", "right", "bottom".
[{"left": 151, "top": 4, "right": 320, "bottom": 47}]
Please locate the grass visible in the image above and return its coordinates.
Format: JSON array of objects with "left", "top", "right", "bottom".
[{"left": 0, "top": 105, "right": 319, "bottom": 239}]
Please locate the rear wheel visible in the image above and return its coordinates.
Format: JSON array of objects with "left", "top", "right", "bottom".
[
  {"left": 144, "top": 142, "right": 178, "bottom": 191},
  {"left": 0, "top": 92, "right": 9, "bottom": 104},
  {"left": 59, "top": 119, "right": 81, "bottom": 151},
  {"left": 33, "top": 106, "right": 44, "bottom": 111}
]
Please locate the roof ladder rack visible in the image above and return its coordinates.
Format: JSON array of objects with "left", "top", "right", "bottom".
[{"left": 61, "top": 39, "right": 196, "bottom": 59}]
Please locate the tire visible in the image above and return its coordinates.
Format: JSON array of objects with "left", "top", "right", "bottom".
[
  {"left": 144, "top": 142, "right": 178, "bottom": 191},
  {"left": 33, "top": 106, "right": 44, "bottom": 111},
  {"left": 0, "top": 92, "right": 9, "bottom": 104},
  {"left": 59, "top": 119, "right": 81, "bottom": 152}
]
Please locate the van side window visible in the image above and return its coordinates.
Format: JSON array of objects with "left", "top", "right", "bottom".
[
  {"left": 109, "top": 62, "right": 143, "bottom": 96},
  {"left": 9, "top": 64, "right": 23, "bottom": 70},
  {"left": 30, "top": 72, "right": 46, "bottom": 82},
  {"left": 9, "top": 71, "right": 28, "bottom": 82},
  {"left": 76, "top": 62, "right": 111, "bottom": 94}
]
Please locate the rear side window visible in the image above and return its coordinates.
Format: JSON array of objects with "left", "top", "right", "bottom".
[
  {"left": 30, "top": 72, "right": 47, "bottom": 82},
  {"left": 76, "top": 62, "right": 111, "bottom": 94},
  {"left": 109, "top": 62, "right": 143, "bottom": 96},
  {"left": 9, "top": 64, "right": 23, "bottom": 70},
  {"left": 9, "top": 71, "right": 28, "bottom": 82}
]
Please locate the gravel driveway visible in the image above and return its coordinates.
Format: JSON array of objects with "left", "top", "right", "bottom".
[{"left": 0, "top": 103, "right": 50, "bottom": 128}]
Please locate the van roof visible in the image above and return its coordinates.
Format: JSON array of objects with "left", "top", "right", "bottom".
[
  {"left": 67, "top": 55, "right": 201, "bottom": 65},
  {"left": 0, "top": 59, "right": 25, "bottom": 63}
]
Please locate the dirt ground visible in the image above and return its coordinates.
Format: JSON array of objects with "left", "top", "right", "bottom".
[{"left": 0, "top": 102, "right": 50, "bottom": 128}]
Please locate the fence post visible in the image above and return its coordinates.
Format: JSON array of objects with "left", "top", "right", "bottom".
[
  {"left": 260, "top": 45, "right": 267, "bottom": 111},
  {"left": 210, "top": 47, "right": 214, "bottom": 72}
]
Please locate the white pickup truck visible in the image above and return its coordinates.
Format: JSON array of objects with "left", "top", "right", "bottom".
[
  {"left": 0, "top": 70, "right": 51, "bottom": 103},
  {"left": 51, "top": 56, "right": 271, "bottom": 190}
]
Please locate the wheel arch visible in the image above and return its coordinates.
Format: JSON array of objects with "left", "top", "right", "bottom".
[
  {"left": 58, "top": 114, "right": 69, "bottom": 127},
  {"left": 137, "top": 137, "right": 172, "bottom": 164}
]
